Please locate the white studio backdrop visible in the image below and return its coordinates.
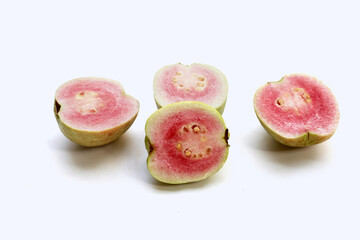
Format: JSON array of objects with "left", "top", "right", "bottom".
[{"left": 0, "top": 0, "right": 359, "bottom": 239}]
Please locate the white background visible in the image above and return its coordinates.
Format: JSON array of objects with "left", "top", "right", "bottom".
[{"left": 1, "top": 0, "right": 359, "bottom": 239}]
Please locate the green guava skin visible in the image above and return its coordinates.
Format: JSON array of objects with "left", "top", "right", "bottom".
[
  {"left": 253, "top": 75, "right": 339, "bottom": 147},
  {"left": 145, "top": 101, "right": 230, "bottom": 184}
]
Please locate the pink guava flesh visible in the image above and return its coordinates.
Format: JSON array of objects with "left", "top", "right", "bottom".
[
  {"left": 55, "top": 78, "right": 139, "bottom": 131},
  {"left": 153, "top": 63, "right": 228, "bottom": 113},
  {"left": 254, "top": 74, "right": 339, "bottom": 144},
  {"left": 146, "top": 102, "right": 229, "bottom": 184}
]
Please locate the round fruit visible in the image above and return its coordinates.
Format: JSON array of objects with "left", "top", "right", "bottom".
[
  {"left": 145, "top": 101, "right": 230, "bottom": 184},
  {"left": 153, "top": 63, "right": 228, "bottom": 114},
  {"left": 54, "top": 77, "right": 139, "bottom": 147},
  {"left": 253, "top": 74, "right": 339, "bottom": 147}
]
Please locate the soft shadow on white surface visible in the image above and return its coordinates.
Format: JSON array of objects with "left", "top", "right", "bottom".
[
  {"left": 49, "top": 131, "right": 152, "bottom": 182},
  {"left": 244, "top": 128, "right": 330, "bottom": 167},
  {"left": 49, "top": 133, "right": 131, "bottom": 169}
]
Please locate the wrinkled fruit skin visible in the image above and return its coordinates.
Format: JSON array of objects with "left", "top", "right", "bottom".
[
  {"left": 54, "top": 77, "right": 139, "bottom": 147},
  {"left": 145, "top": 101, "right": 229, "bottom": 184},
  {"left": 254, "top": 74, "right": 339, "bottom": 147}
]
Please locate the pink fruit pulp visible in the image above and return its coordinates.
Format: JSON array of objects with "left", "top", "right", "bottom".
[
  {"left": 254, "top": 74, "right": 339, "bottom": 139},
  {"left": 152, "top": 111, "right": 225, "bottom": 175},
  {"left": 154, "top": 63, "right": 228, "bottom": 113},
  {"left": 56, "top": 78, "right": 139, "bottom": 131},
  {"left": 159, "top": 65, "right": 219, "bottom": 100}
]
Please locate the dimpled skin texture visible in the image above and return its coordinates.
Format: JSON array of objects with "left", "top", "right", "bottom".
[
  {"left": 54, "top": 77, "right": 139, "bottom": 147},
  {"left": 254, "top": 74, "right": 339, "bottom": 147},
  {"left": 145, "top": 101, "right": 229, "bottom": 184}
]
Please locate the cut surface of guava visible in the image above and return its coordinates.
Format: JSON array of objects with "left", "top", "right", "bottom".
[
  {"left": 145, "top": 101, "right": 229, "bottom": 184},
  {"left": 54, "top": 77, "right": 139, "bottom": 147},
  {"left": 153, "top": 63, "right": 228, "bottom": 114},
  {"left": 254, "top": 74, "right": 339, "bottom": 147}
]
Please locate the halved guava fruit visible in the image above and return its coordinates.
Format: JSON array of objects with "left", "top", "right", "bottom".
[
  {"left": 253, "top": 74, "right": 339, "bottom": 147},
  {"left": 153, "top": 63, "right": 228, "bottom": 114},
  {"left": 145, "top": 101, "right": 229, "bottom": 184},
  {"left": 54, "top": 77, "right": 139, "bottom": 147}
]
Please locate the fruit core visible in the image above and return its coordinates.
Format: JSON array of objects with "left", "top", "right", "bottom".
[
  {"left": 275, "top": 87, "right": 312, "bottom": 114},
  {"left": 172, "top": 71, "right": 207, "bottom": 92},
  {"left": 174, "top": 123, "right": 212, "bottom": 159},
  {"left": 157, "top": 64, "right": 224, "bottom": 102},
  {"left": 75, "top": 90, "right": 104, "bottom": 115}
]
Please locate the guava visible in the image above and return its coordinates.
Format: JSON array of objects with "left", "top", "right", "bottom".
[
  {"left": 54, "top": 77, "right": 140, "bottom": 147},
  {"left": 145, "top": 101, "right": 229, "bottom": 184},
  {"left": 253, "top": 74, "right": 340, "bottom": 147},
  {"left": 153, "top": 63, "right": 228, "bottom": 114}
]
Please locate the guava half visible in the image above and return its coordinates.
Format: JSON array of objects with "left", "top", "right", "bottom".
[
  {"left": 253, "top": 74, "right": 339, "bottom": 147},
  {"left": 54, "top": 77, "right": 139, "bottom": 147},
  {"left": 153, "top": 63, "right": 228, "bottom": 114},
  {"left": 145, "top": 101, "right": 229, "bottom": 184}
]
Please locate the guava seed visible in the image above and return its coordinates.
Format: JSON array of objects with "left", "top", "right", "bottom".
[
  {"left": 176, "top": 143, "right": 182, "bottom": 150},
  {"left": 276, "top": 99, "right": 284, "bottom": 106},
  {"left": 192, "top": 124, "right": 200, "bottom": 133}
]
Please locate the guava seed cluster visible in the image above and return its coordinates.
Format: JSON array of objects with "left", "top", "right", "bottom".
[
  {"left": 75, "top": 91, "right": 103, "bottom": 115},
  {"left": 175, "top": 123, "right": 211, "bottom": 159},
  {"left": 275, "top": 87, "right": 312, "bottom": 113},
  {"left": 172, "top": 72, "right": 207, "bottom": 92}
]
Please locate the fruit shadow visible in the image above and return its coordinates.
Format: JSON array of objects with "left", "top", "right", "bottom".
[
  {"left": 49, "top": 131, "right": 153, "bottom": 181},
  {"left": 244, "top": 128, "right": 330, "bottom": 167},
  {"left": 50, "top": 133, "right": 133, "bottom": 170}
]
